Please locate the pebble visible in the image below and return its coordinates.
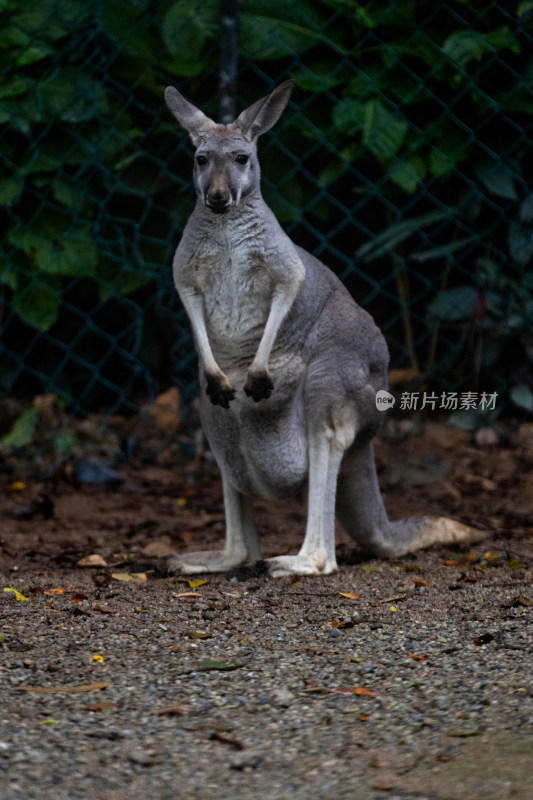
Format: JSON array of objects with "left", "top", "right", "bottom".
[
  {"left": 229, "top": 750, "right": 263, "bottom": 770},
  {"left": 127, "top": 750, "right": 154, "bottom": 767}
]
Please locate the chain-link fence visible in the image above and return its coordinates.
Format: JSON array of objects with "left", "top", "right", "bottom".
[{"left": 2, "top": 0, "right": 533, "bottom": 438}]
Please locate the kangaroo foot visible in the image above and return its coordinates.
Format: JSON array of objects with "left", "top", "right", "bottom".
[
  {"left": 167, "top": 550, "right": 246, "bottom": 574},
  {"left": 265, "top": 554, "right": 337, "bottom": 578}
]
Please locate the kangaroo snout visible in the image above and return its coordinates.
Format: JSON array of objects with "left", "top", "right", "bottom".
[{"left": 206, "top": 187, "right": 232, "bottom": 213}]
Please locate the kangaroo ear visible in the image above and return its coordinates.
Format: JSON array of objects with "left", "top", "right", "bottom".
[
  {"left": 164, "top": 86, "right": 215, "bottom": 146},
  {"left": 234, "top": 80, "right": 294, "bottom": 142}
]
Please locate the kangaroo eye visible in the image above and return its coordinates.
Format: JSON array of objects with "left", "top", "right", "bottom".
[
  {"left": 236, "top": 154, "right": 249, "bottom": 165},
  {"left": 196, "top": 154, "right": 208, "bottom": 166}
]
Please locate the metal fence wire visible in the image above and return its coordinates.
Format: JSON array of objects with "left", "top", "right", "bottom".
[{"left": 1, "top": 0, "right": 533, "bottom": 427}]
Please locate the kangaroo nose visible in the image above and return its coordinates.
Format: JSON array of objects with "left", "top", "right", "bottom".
[
  {"left": 206, "top": 188, "right": 231, "bottom": 213},
  {"left": 208, "top": 189, "right": 229, "bottom": 203}
]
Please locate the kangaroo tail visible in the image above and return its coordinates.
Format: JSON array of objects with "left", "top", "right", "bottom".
[{"left": 372, "top": 516, "right": 487, "bottom": 559}]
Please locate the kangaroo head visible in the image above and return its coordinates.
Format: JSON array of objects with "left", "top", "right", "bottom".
[{"left": 165, "top": 81, "right": 294, "bottom": 214}]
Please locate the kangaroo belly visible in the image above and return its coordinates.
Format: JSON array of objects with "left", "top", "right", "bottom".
[{"left": 201, "top": 393, "right": 309, "bottom": 500}]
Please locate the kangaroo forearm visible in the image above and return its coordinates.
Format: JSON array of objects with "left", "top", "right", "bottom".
[
  {"left": 251, "top": 273, "right": 303, "bottom": 372},
  {"left": 179, "top": 289, "right": 224, "bottom": 379}
]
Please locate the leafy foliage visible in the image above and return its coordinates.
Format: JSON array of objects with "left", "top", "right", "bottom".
[{"left": 0, "top": 0, "right": 532, "bottom": 410}]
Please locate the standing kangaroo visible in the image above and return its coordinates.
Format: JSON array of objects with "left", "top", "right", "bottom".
[{"left": 164, "top": 80, "right": 482, "bottom": 577}]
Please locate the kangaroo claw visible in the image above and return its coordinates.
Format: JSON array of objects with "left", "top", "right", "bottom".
[
  {"left": 244, "top": 373, "right": 274, "bottom": 402},
  {"left": 205, "top": 374, "right": 236, "bottom": 408}
]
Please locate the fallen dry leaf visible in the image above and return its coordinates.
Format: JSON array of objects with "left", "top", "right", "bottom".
[
  {"left": 371, "top": 777, "right": 398, "bottom": 791},
  {"left": 153, "top": 705, "right": 190, "bottom": 716},
  {"left": 303, "top": 683, "right": 376, "bottom": 698},
  {"left": 3, "top": 586, "right": 29, "bottom": 601},
  {"left": 338, "top": 592, "right": 361, "bottom": 599},
  {"left": 15, "top": 682, "right": 111, "bottom": 694},
  {"left": 509, "top": 595, "right": 533, "bottom": 608},
  {"left": 77, "top": 554, "right": 108, "bottom": 568},
  {"left": 173, "top": 592, "right": 203, "bottom": 598},
  {"left": 442, "top": 550, "right": 478, "bottom": 568},
  {"left": 71, "top": 593, "right": 88, "bottom": 602},
  {"left": 187, "top": 579, "right": 207, "bottom": 589},
  {"left": 413, "top": 579, "right": 430, "bottom": 588},
  {"left": 111, "top": 572, "right": 147, "bottom": 583},
  {"left": 85, "top": 702, "right": 116, "bottom": 712},
  {"left": 197, "top": 659, "right": 244, "bottom": 671},
  {"left": 44, "top": 587, "right": 65, "bottom": 595},
  {"left": 91, "top": 604, "right": 113, "bottom": 614},
  {"left": 407, "top": 653, "right": 429, "bottom": 662},
  {"left": 7, "top": 481, "right": 26, "bottom": 492}
]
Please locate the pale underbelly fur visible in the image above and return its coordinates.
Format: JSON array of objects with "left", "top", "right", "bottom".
[{"left": 202, "top": 372, "right": 309, "bottom": 501}]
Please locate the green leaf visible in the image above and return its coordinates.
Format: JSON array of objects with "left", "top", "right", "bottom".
[
  {"left": 443, "top": 27, "right": 519, "bottom": 70},
  {"left": 427, "top": 287, "right": 477, "bottom": 322},
  {"left": 0, "top": 75, "right": 33, "bottom": 99},
  {"left": 240, "top": 1, "right": 324, "bottom": 60},
  {"left": 442, "top": 30, "right": 485, "bottom": 68},
  {"left": 508, "top": 221, "right": 533, "bottom": 266},
  {"left": 511, "top": 384, "right": 533, "bottom": 412},
  {"left": 474, "top": 160, "right": 518, "bottom": 200},
  {"left": 39, "top": 72, "right": 110, "bottom": 123},
  {"left": 364, "top": 99, "right": 408, "bottom": 161},
  {"left": 518, "top": 1, "right": 533, "bottom": 17},
  {"left": 292, "top": 62, "right": 346, "bottom": 92},
  {"left": 162, "top": 0, "right": 218, "bottom": 62},
  {"left": 411, "top": 235, "right": 479, "bottom": 264},
  {"left": 101, "top": 1, "right": 159, "bottom": 61},
  {"left": 519, "top": 192, "right": 533, "bottom": 225},
  {"left": 12, "top": 274, "right": 61, "bottom": 331},
  {"left": 356, "top": 210, "right": 454, "bottom": 262},
  {"left": 16, "top": 43, "right": 54, "bottom": 67},
  {"left": 0, "top": 177, "right": 23, "bottom": 206},
  {"left": 9, "top": 220, "right": 98, "bottom": 278},
  {"left": 51, "top": 179, "right": 89, "bottom": 213},
  {"left": 334, "top": 97, "right": 409, "bottom": 162},
  {"left": 447, "top": 411, "right": 481, "bottom": 431},
  {"left": 53, "top": 431, "right": 77, "bottom": 455},
  {"left": 197, "top": 659, "right": 244, "bottom": 671},
  {"left": 0, "top": 408, "right": 39, "bottom": 450},
  {"left": 389, "top": 155, "right": 426, "bottom": 194}
]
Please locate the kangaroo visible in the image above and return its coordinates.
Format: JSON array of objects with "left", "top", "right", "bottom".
[{"left": 164, "top": 80, "right": 483, "bottom": 577}]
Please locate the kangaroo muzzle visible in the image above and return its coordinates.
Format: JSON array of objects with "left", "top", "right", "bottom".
[{"left": 206, "top": 187, "right": 232, "bottom": 213}]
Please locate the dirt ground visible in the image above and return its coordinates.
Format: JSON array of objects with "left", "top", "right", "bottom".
[{"left": 1, "top": 418, "right": 532, "bottom": 799}]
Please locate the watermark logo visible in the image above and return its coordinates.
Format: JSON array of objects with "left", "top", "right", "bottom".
[
  {"left": 376, "top": 389, "right": 498, "bottom": 412},
  {"left": 375, "top": 390, "right": 396, "bottom": 410}
]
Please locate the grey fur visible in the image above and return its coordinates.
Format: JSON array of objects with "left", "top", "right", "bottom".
[{"left": 164, "top": 83, "right": 484, "bottom": 576}]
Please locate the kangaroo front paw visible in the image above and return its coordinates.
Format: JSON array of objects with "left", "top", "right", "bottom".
[
  {"left": 205, "top": 373, "right": 236, "bottom": 408},
  {"left": 244, "top": 371, "right": 274, "bottom": 402}
]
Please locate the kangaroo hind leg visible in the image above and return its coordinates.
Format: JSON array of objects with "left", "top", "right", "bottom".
[
  {"left": 267, "top": 409, "right": 356, "bottom": 577},
  {"left": 168, "top": 471, "right": 260, "bottom": 574},
  {"left": 336, "top": 442, "right": 486, "bottom": 558}
]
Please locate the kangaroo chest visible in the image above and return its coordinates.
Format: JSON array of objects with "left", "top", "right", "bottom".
[{"left": 192, "top": 243, "right": 274, "bottom": 352}]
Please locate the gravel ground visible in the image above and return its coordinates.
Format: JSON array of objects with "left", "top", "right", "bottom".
[
  {"left": 1, "top": 420, "right": 533, "bottom": 799},
  {"left": 1, "top": 551, "right": 532, "bottom": 800}
]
